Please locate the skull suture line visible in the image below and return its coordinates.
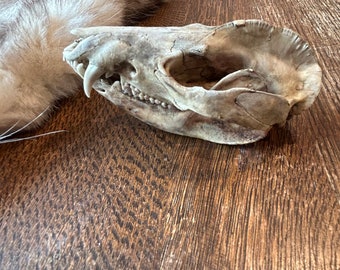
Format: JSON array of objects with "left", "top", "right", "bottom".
[{"left": 63, "top": 20, "right": 322, "bottom": 144}]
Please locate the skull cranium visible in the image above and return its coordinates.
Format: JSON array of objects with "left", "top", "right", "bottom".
[{"left": 63, "top": 20, "right": 322, "bottom": 144}]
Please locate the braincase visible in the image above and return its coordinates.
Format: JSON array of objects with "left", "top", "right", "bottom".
[
  {"left": 162, "top": 20, "right": 321, "bottom": 113},
  {"left": 203, "top": 21, "right": 320, "bottom": 102},
  {"left": 206, "top": 21, "right": 315, "bottom": 64}
]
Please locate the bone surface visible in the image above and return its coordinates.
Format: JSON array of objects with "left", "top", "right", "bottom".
[{"left": 63, "top": 20, "right": 322, "bottom": 144}]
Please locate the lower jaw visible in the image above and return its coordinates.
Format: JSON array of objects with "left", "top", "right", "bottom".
[{"left": 93, "top": 81, "right": 267, "bottom": 144}]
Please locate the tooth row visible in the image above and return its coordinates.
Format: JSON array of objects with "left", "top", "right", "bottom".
[
  {"left": 121, "top": 83, "right": 172, "bottom": 109},
  {"left": 66, "top": 59, "right": 173, "bottom": 110}
]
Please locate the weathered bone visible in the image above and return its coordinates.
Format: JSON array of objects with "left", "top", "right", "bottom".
[{"left": 63, "top": 20, "right": 322, "bottom": 144}]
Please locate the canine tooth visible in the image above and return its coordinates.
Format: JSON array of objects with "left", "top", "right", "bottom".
[
  {"left": 83, "top": 64, "right": 105, "bottom": 98},
  {"left": 76, "top": 63, "right": 86, "bottom": 76}
]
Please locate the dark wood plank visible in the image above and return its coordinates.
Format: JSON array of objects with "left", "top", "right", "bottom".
[{"left": 0, "top": 0, "right": 339, "bottom": 269}]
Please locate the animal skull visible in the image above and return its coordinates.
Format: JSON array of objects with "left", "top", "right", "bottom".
[{"left": 63, "top": 20, "right": 322, "bottom": 144}]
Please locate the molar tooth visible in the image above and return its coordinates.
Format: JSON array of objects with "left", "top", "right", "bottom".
[
  {"left": 143, "top": 94, "right": 149, "bottom": 100},
  {"left": 132, "top": 87, "right": 140, "bottom": 96},
  {"left": 138, "top": 93, "right": 144, "bottom": 100},
  {"left": 149, "top": 98, "right": 155, "bottom": 104},
  {"left": 161, "top": 102, "right": 168, "bottom": 108},
  {"left": 154, "top": 99, "right": 161, "bottom": 105},
  {"left": 167, "top": 104, "right": 173, "bottom": 110},
  {"left": 122, "top": 83, "right": 132, "bottom": 95}
]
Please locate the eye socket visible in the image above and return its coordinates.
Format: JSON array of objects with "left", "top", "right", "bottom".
[{"left": 164, "top": 52, "right": 246, "bottom": 89}]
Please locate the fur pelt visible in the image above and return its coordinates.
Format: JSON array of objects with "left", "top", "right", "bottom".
[{"left": 0, "top": 0, "right": 166, "bottom": 132}]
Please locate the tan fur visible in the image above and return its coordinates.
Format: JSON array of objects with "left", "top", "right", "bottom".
[{"left": 0, "top": 0, "right": 166, "bottom": 132}]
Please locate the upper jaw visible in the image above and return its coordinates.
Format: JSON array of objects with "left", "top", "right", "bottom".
[{"left": 64, "top": 48, "right": 178, "bottom": 113}]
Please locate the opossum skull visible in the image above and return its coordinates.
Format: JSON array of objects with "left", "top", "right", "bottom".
[{"left": 63, "top": 20, "right": 321, "bottom": 144}]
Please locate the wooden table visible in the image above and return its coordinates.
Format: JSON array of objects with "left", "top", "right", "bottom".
[{"left": 1, "top": 0, "right": 339, "bottom": 269}]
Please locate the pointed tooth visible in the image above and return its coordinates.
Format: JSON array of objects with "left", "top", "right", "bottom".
[
  {"left": 132, "top": 88, "right": 140, "bottom": 96},
  {"left": 83, "top": 64, "right": 105, "bottom": 98},
  {"left": 113, "top": 81, "right": 122, "bottom": 92},
  {"left": 123, "top": 84, "right": 132, "bottom": 95},
  {"left": 122, "top": 83, "right": 129, "bottom": 94},
  {"left": 76, "top": 63, "right": 86, "bottom": 76}
]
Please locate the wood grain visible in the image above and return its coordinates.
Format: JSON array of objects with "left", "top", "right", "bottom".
[{"left": 1, "top": 0, "right": 339, "bottom": 269}]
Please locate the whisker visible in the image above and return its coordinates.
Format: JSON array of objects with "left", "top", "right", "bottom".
[
  {"left": 0, "top": 130, "right": 67, "bottom": 144},
  {"left": 0, "top": 107, "right": 66, "bottom": 143},
  {"left": 0, "top": 121, "right": 20, "bottom": 138},
  {"left": 1, "top": 107, "right": 52, "bottom": 140}
]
